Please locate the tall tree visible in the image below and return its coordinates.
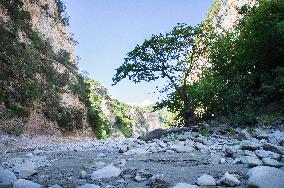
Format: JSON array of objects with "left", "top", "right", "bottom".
[{"left": 112, "top": 23, "right": 212, "bottom": 126}]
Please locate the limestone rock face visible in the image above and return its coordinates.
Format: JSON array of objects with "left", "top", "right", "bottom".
[
  {"left": 22, "top": 0, "right": 75, "bottom": 62},
  {"left": 211, "top": 0, "right": 257, "bottom": 30}
]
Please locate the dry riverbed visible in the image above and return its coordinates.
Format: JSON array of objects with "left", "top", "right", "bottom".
[{"left": 1, "top": 127, "right": 284, "bottom": 188}]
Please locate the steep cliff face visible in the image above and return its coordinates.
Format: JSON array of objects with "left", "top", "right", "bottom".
[
  {"left": 209, "top": 0, "right": 257, "bottom": 30},
  {"left": 0, "top": 0, "right": 87, "bottom": 136},
  {"left": 22, "top": 0, "right": 75, "bottom": 61}
]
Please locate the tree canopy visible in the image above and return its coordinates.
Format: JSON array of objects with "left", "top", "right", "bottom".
[{"left": 113, "top": 23, "right": 214, "bottom": 126}]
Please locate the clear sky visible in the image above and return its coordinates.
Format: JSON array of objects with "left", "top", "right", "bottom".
[{"left": 65, "top": 0, "right": 213, "bottom": 106}]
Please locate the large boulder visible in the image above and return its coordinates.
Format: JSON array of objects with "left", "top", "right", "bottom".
[
  {"left": 247, "top": 166, "right": 284, "bottom": 188},
  {"left": 143, "top": 128, "right": 190, "bottom": 141},
  {"left": 196, "top": 174, "right": 216, "bottom": 186},
  {"left": 262, "top": 144, "right": 284, "bottom": 155},
  {"left": 13, "top": 179, "right": 42, "bottom": 188},
  {"left": 233, "top": 156, "right": 263, "bottom": 167},
  {"left": 268, "top": 131, "right": 284, "bottom": 145},
  {"left": 91, "top": 165, "right": 121, "bottom": 180},
  {"left": 262, "top": 158, "right": 284, "bottom": 168},
  {"left": 219, "top": 172, "right": 240, "bottom": 187},
  {"left": 255, "top": 150, "right": 281, "bottom": 160},
  {"left": 0, "top": 169, "right": 17, "bottom": 185},
  {"left": 240, "top": 141, "right": 260, "bottom": 151}
]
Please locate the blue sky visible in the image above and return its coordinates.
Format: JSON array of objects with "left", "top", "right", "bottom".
[{"left": 65, "top": 0, "right": 213, "bottom": 105}]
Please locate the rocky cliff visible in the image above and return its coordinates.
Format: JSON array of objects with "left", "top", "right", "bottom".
[
  {"left": 209, "top": 0, "right": 257, "bottom": 30},
  {"left": 0, "top": 0, "right": 165, "bottom": 139}
]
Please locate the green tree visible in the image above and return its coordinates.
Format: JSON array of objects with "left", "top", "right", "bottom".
[{"left": 112, "top": 23, "right": 212, "bottom": 126}]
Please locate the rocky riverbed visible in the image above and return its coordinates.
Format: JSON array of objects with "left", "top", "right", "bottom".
[{"left": 0, "top": 127, "right": 284, "bottom": 188}]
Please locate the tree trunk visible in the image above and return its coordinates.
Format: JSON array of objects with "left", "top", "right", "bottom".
[{"left": 182, "top": 94, "right": 196, "bottom": 127}]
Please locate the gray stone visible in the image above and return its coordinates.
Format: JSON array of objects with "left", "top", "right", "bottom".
[
  {"left": 0, "top": 169, "right": 17, "bottom": 185},
  {"left": 240, "top": 141, "right": 260, "bottom": 151},
  {"left": 123, "top": 148, "right": 148, "bottom": 155},
  {"left": 262, "top": 158, "right": 284, "bottom": 168},
  {"left": 233, "top": 156, "right": 263, "bottom": 167},
  {"left": 255, "top": 149, "right": 281, "bottom": 160},
  {"left": 224, "top": 147, "right": 234, "bottom": 157},
  {"left": 91, "top": 165, "right": 121, "bottom": 180},
  {"left": 172, "top": 183, "right": 198, "bottom": 188},
  {"left": 170, "top": 145, "right": 194, "bottom": 153},
  {"left": 13, "top": 179, "right": 42, "bottom": 188},
  {"left": 80, "top": 170, "right": 87, "bottom": 179},
  {"left": 196, "top": 174, "right": 216, "bottom": 186},
  {"left": 247, "top": 166, "right": 284, "bottom": 188},
  {"left": 263, "top": 143, "right": 284, "bottom": 155},
  {"left": 13, "top": 163, "right": 37, "bottom": 178},
  {"left": 220, "top": 172, "right": 240, "bottom": 187},
  {"left": 268, "top": 131, "right": 284, "bottom": 145},
  {"left": 76, "top": 184, "right": 100, "bottom": 188}
]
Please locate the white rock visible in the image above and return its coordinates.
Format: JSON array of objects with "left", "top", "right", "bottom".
[
  {"left": 220, "top": 172, "right": 240, "bottom": 187},
  {"left": 255, "top": 150, "right": 281, "bottom": 160},
  {"left": 170, "top": 145, "right": 194, "bottom": 153},
  {"left": 262, "top": 158, "right": 284, "bottom": 167},
  {"left": 166, "top": 150, "right": 175, "bottom": 154},
  {"left": 248, "top": 166, "right": 284, "bottom": 188},
  {"left": 26, "top": 153, "right": 34, "bottom": 157},
  {"left": 172, "top": 183, "right": 198, "bottom": 188},
  {"left": 220, "top": 158, "right": 226, "bottom": 164},
  {"left": 0, "top": 169, "right": 17, "bottom": 185},
  {"left": 158, "top": 141, "right": 167, "bottom": 148},
  {"left": 196, "top": 174, "right": 216, "bottom": 186},
  {"left": 13, "top": 162, "right": 37, "bottom": 179},
  {"left": 13, "top": 179, "right": 42, "bottom": 188},
  {"left": 97, "top": 153, "right": 106, "bottom": 157},
  {"left": 91, "top": 165, "right": 121, "bottom": 180},
  {"left": 80, "top": 170, "right": 87, "bottom": 179},
  {"left": 76, "top": 184, "right": 100, "bottom": 188},
  {"left": 134, "top": 175, "right": 147, "bottom": 182},
  {"left": 234, "top": 156, "right": 263, "bottom": 167}
]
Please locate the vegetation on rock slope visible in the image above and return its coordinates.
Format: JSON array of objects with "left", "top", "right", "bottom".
[{"left": 0, "top": 0, "right": 160, "bottom": 138}]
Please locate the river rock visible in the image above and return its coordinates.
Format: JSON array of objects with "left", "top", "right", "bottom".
[
  {"left": 262, "top": 143, "right": 284, "bottom": 155},
  {"left": 172, "top": 183, "right": 198, "bottom": 188},
  {"left": 240, "top": 141, "right": 260, "bottom": 151},
  {"left": 247, "top": 166, "right": 284, "bottom": 188},
  {"left": 13, "top": 179, "right": 42, "bottom": 188},
  {"left": 91, "top": 165, "right": 121, "bottom": 180},
  {"left": 255, "top": 150, "right": 281, "bottom": 160},
  {"left": 170, "top": 145, "right": 194, "bottom": 153},
  {"left": 224, "top": 147, "right": 234, "bottom": 157},
  {"left": 0, "top": 169, "right": 17, "bottom": 185},
  {"left": 233, "top": 156, "right": 263, "bottom": 167},
  {"left": 219, "top": 172, "right": 240, "bottom": 187},
  {"left": 262, "top": 158, "right": 284, "bottom": 167},
  {"left": 268, "top": 131, "right": 284, "bottom": 145},
  {"left": 196, "top": 174, "right": 216, "bottom": 186}
]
